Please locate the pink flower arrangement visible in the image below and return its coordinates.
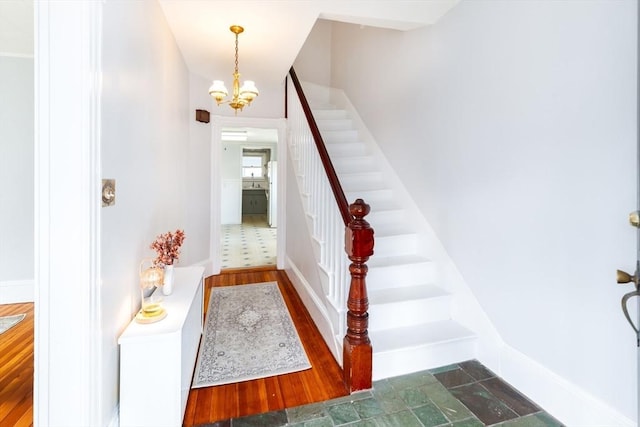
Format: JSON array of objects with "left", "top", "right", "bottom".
[{"left": 150, "top": 229, "right": 185, "bottom": 267}]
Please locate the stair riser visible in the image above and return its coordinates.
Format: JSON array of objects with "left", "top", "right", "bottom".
[
  {"left": 321, "top": 130, "right": 359, "bottom": 143},
  {"left": 368, "top": 296, "right": 452, "bottom": 331},
  {"left": 373, "top": 234, "right": 418, "bottom": 257},
  {"left": 367, "top": 262, "right": 436, "bottom": 289},
  {"left": 316, "top": 119, "right": 353, "bottom": 131},
  {"left": 372, "top": 338, "right": 477, "bottom": 380},
  {"left": 339, "top": 173, "right": 384, "bottom": 189},
  {"left": 341, "top": 180, "right": 389, "bottom": 193},
  {"left": 333, "top": 157, "right": 376, "bottom": 174},
  {"left": 326, "top": 143, "right": 368, "bottom": 158},
  {"left": 313, "top": 109, "right": 348, "bottom": 120},
  {"left": 366, "top": 209, "right": 407, "bottom": 226},
  {"left": 345, "top": 190, "right": 393, "bottom": 207}
]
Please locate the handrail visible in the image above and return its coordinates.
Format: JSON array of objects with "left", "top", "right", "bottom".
[{"left": 288, "top": 67, "right": 352, "bottom": 226}]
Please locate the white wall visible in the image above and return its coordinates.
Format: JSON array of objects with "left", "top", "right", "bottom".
[
  {"left": 100, "top": 0, "right": 196, "bottom": 423},
  {"left": 221, "top": 142, "right": 243, "bottom": 224},
  {"left": 329, "top": 0, "right": 637, "bottom": 423},
  {"left": 293, "top": 19, "right": 332, "bottom": 86},
  {"left": 188, "top": 73, "right": 214, "bottom": 265},
  {"left": 0, "top": 55, "right": 34, "bottom": 303}
]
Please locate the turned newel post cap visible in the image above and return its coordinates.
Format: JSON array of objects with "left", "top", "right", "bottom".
[
  {"left": 349, "top": 198, "right": 370, "bottom": 219},
  {"left": 345, "top": 199, "right": 374, "bottom": 258}
]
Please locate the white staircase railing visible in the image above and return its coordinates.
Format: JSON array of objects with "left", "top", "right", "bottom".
[
  {"left": 288, "top": 68, "right": 374, "bottom": 391},
  {"left": 286, "top": 77, "right": 350, "bottom": 338}
]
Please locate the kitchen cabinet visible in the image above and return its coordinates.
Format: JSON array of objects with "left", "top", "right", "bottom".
[{"left": 242, "top": 189, "right": 267, "bottom": 214}]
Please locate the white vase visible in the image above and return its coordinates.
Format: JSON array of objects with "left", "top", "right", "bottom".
[{"left": 162, "top": 265, "right": 174, "bottom": 296}]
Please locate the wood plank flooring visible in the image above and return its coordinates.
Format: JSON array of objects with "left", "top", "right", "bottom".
[
  {"left": 0, "top": 268, "right": 345, "bottom": 427},
  {"left": 183, "top": 267, "right": 348, "bottom": 426},
  {"left": 0, "top": 302, "right": 34, "bottom": 427}
]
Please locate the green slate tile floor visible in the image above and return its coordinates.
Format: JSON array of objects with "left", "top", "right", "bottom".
[{"left": 196, "top": 360, "right": 564, "bottom": 427}]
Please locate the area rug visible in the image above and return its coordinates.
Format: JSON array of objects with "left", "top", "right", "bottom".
[
  {"left": 192, "top": 282, "right": 311, "bottom": 388},
  {"left": 0, "top": 313, "right": 26, "bottom": 335}
]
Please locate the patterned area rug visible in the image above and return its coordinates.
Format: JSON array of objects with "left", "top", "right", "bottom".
[
  {"left": 0, "top": 313, "right": 26, "bottom": 335},
  {"left": 192, "top": 282, "right": 311, "bottom": 388}
]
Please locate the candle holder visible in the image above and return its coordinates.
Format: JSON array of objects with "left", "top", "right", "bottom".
[{"left": 135, "top": 259, "right": 167, "bottom": 324}]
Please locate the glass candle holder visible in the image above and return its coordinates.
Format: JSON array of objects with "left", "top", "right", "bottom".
[{"left": 136, "top": 259, "right": 166, "bottom": 323}]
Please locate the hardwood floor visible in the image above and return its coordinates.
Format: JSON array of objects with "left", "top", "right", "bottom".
[
  {"left": 0, "top": 302, "right": 34, "bottom": 427},
  {"left": 0, "top": 268, "right": 345, "bottom": 427},
  {"left": 183, "top": 267, "right": 348, "bottom": 426}
]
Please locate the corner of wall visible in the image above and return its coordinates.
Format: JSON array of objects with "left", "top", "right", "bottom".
[{"left": 188, "top": 258, "right": 214, "bottom": 279}]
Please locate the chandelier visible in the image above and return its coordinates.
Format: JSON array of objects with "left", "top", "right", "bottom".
[{"left": 209, "top": 25, "right": 259, "bottom": 114}]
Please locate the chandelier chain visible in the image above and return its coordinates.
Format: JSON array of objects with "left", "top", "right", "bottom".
[{"left": 234, "top": 33, "right": 239, "bottom": 74}]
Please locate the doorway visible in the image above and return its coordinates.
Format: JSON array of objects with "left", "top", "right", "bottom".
[
  {"left": 210, "top": 117, "right": 287, "bottom": 274},
  {"left": 220, "top": 129, "right": 277, "bottom": 269}
]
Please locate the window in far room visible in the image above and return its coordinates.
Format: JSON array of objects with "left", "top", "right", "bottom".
[{"left": 242, "top": 154, "right": 263, "bottom": 178}]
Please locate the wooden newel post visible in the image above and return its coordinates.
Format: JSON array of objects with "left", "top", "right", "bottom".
[{"left": 343, "top": 198, "right": 374, "bottom": 392}]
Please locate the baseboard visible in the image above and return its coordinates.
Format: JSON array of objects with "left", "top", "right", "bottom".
[
  {"left": 284, "top": 257, "right": 341, "bottom": 363},
  {"left": 495, "top": 345, "right": 634, "bottom": 427},
  {"left": 0, "top": 279, "right": 34, "bottom": 304}
]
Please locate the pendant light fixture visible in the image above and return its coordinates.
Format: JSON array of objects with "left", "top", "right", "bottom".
[{"left": 208, "top": 25, "right": 259, "bottom": 114}]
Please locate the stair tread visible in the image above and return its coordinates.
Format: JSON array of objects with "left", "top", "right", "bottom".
[
  {"left": 368, "top": 254, "right": 431, "bottom": 267},
  {"left": 371, "top": 320, "right": 475, "bottom": 353},
  {"left": 349, "top": 199, "right": 400, "bottom": 212},
  {"left": 342, "top": 183, "right": 388, "bottom": 193},
  {"left": 369, "top": 224, "right": 418, "bottom": 239},
  {"left": 347, "top": 197, "right": 395, "bottom": 210},
  {"left": 338, "top": 170, "right": 381, "bottom": 178},
  {"left": 369, "top": 284, "right": 449, "bottom": 304},
  {"left": 312, "top": 108, "right": 346, "bottom": 115}
]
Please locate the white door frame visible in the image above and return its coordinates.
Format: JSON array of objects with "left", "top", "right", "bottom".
[
  {"left": 34, "top": 1, "right": 102, "bottom": 426},
  {"left": 209, "top": 116, "right": 287, "bottom": 274}
]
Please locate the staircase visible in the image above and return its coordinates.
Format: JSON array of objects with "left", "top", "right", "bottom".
[{"left": 309, "top": 96, "right": 478, "bottom": 380}]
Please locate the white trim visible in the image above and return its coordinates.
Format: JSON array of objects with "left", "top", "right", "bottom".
[
  {"left": 285, "top": 256, "right": 341, "bottom": 363},
  {"left": 0, "top": 280, "right": 34, "bottom": 304},
  {"left": 0, "top": 52, "right": 35, "bottom": 59},
  {"left": 34, "top": 1, "right": 103, "bottom": 425},
  {"left": 495, "top": 345, "right": 634, "bottom": 427},
  {"left": 209, "top": 116, "right": 287, "bottom": 274}
]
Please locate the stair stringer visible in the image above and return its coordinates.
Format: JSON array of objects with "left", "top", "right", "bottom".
[
  {"left": 303, "top": 81, "right": 507, "bottom": 377},
  {"left": 285, "top": 256, "right": 343, "bottom": 363}
]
